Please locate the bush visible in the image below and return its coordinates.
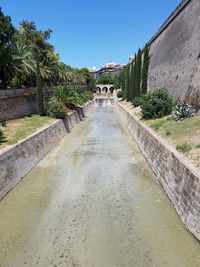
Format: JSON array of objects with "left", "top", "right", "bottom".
[
  {"left": 117, "top": 90, "right": 123, "bottom": 98},
  {"left": 132, "top": 96, "right": 143, "bottom": 107},
  {"left": 141, "top": 88, "right": 174, "bottom": 119},
  {"left": 47, "top": 97, "right": 66, "bottom": 119},
  {"left": 0, "top": 129, "right": 5, "bottom": 143},
  {"left": 80, "top": 91, "right": 93, "bottom": 103}
]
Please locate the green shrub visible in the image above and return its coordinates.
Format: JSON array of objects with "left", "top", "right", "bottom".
[
  {"left": 196, "top": 144, "right": 200, "bottom": 148},
  {"left": 0, "top": 129, "right": 5, "bottom": 142},
  {"left": 52, "top": 85, "right": 93, "bottom": 111},
  {"left": 80, "top": 91, "right": 93, "bottom": 103},
  {"left": 176, "top": 142, "right": 191, "bottom": 153},
  {"left": 132, "top": 96, "right": 143, "bottom": 107},
  {"left": 47, "top": 97, "right": 66, "bottom": 119},
  {"left": 141, "top": 88, "right": 174, "bottom": 119},
  {"left": 117, "top": 90, "right": 123, "bottom": 98}
]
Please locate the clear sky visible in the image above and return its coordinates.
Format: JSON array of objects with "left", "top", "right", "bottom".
[{"left": 0, "top": 0, "right": 181, "bottom": 69}]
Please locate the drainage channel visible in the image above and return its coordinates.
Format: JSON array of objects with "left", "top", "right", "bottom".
[{"left": 0, "top": 105, "right": 199, "bottom": 267}]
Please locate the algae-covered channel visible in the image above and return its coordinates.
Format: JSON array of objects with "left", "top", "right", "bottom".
[{"left": 0, "top": 106, "right": 200, "bottom": 267}]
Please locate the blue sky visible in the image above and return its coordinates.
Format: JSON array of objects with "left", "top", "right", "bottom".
[{"left": 0, "top": 0, "right": 181, "bottom": 69}]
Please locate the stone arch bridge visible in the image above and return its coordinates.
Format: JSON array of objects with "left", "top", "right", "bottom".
[{"left": 96, "top": 84, "right": 115, "bottom": 94}]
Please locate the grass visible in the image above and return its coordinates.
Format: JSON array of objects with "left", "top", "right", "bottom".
[
  {"left": 145, "top": 115, "right": 200, "bottom": 142},
  {"left": 150, "top": 119, "right": 167, "bottom": 131},
  {"left": 176, "top": 142, "right": 192, "bottom": 153},
  {"left": 0, "top": 115, "right": 56, "bottom": 148},
  {"left": 143, "top": 114, "right": 200, "bottom": 169}
]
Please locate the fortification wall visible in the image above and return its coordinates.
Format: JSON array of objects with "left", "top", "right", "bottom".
[{"left": 148, "top": 0, "right": 200, "bottom": 109}]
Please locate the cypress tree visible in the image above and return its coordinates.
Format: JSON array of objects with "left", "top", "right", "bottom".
[
  {"left": 133, "top": 53, "right": 137, "bottom": 98},
  {"left": 135, "top": 48, "right": 142, "bottom": 97},
  {"left": 125, "top": 65, "right": 129, "bottom": 100},
  {"left": 121, "top": 66, "right": 126, "bottom": 98},
  {"left": 36, "top": 60, "right": 44, "bottom": 115},
  {"left": 129, "top": 61, "right": 134, "bottom": 101},
  {"left": 127, "top": 64, "right": 132, "bottom": 101},
  {"left": 141, "top": 44, "right": 149, "bottom": 95}
]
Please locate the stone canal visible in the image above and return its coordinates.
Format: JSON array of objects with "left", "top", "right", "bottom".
[{"left": 0, "top": 105, "right": 200, "bottom": 267}]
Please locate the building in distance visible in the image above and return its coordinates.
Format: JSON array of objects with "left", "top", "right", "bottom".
[{"left": 90, "top": 62, "right": 124, "bottom": 80}]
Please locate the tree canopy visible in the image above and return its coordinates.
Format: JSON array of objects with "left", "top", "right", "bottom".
[{"left": 0, "top": 8, "right": 95, "bottom": 90}]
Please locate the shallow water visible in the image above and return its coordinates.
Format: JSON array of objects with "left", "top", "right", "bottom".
[{"left": 0, "top": 106, "right": 200, "bottom": 267}]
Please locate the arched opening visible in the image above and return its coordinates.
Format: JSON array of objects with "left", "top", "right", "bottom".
[
  {"left": 109, "top": 87, "right": 114, "bottom": 93},
  {"left": 96, "top": 87, "right": 101, "bottom": 94},
  {"left": 102, "top": 87, "right": 108, "bottom": 93}
]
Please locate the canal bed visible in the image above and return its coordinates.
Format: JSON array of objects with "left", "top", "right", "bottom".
[{"left": 0, "top": 106, "right": 200, "bottom": 267}]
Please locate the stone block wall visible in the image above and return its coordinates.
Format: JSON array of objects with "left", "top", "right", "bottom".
[
  {"left": 0, "top": 88, "right": 52, "bottom": 121},
  {"left": 147, "top": 0, "right": 200, "bottom": 109},
  {"left": 0, "top": 85, "right": 88, "bottom": 121},
  {"left": 116, "top": 100, "right": 200, "bottom": 240},
  {"left": 0, "top": 100, "right": 94, "bottom": 200}
]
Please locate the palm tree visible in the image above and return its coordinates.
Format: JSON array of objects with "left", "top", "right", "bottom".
[
  {"left": 40, "top": 57, "right": 58, "bottom": 85},
  {"left": 11, "top": 42, "right": 36, "bottom": 87}
]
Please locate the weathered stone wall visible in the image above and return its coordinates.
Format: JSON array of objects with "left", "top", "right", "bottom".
[
  {"left": 0, "top": 100, "right": 94, "bottom": 200},
  {"left": 116, "top": 100, "right": 200, "bottom": 240},
  {"left": 148, "top": 0, "right": 200, "bottom": 109},
  {"left": 0, "top": 85, "right": 88, "bottom": 121},
  {"left": 0, "top": 88, "right": 52, "bottom": 121}
]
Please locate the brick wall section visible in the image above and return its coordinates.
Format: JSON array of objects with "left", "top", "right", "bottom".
[
  {"left": 0, "top": 100, "right": 94, "bottom": 200},
  {"left": 147, "top": 0, "right": 200, "bottom": 109},
  {"left": 116, "top": 100, "right": 200, "bottom": 241}
]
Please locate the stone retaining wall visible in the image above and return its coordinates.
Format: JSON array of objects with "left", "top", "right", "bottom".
[
  {"left": 0, "top": 88, "right": 52, "bottom": 121},
  {"left": 0, "top": 85, "right": 89, "bottom": 121},
  {"left": 0, "top": 100, "right": 94, "bottom": 200},
  {"left": 116, "top": 100, "right": 200, "bottom": 240}
]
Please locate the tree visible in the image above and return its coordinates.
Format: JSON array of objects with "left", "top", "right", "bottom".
[
  {"left": 133, "top": 53, "right": 137, "bottom": 98},
  {"left": 121, "top": 67, "right": 126, "bottom": 93},
  {"left": 135, "top": 49, "right": 142, "bottom": 97},
  {"left": 129, "top": 59, "right": 135, "bottom": 101},
  {"left": 125, "top": 65, "right": 129, "bottom": 100},
  {"left": 141, "top": 44, "right": 150, "bottom": 95},
  {"left": 0, "top": 8, "right": 15, "bottom": 88},
  {"left": 36, "top": 60, "right": 44, "bottom": 115},
  {"left": 11, "top": 42, "right": 36, "bottom": 87},
  {"left": 126, "top": 64, "right": 131, "bottom": 101}
]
